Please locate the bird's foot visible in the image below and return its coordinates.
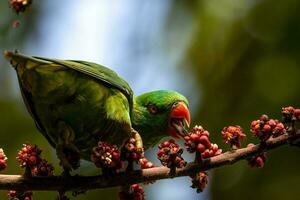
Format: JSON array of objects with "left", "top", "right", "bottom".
[
  {"left": 61, "top": 169, "right": 71, "bottom": 178},
  {"left": 56, "top": 143, "right": 80, "bottom": 172},
  {"left": 56, "top": 121, "right": 80, "bottom": 171},
  {"left": 130, "top": 128, "right": 144, "bottom": 151},
  {"left": 121, "top": 137, "right": 144, "bottom": 165},
  {"left": 120, "top": 135, "right": 146, "bottom": 174}
]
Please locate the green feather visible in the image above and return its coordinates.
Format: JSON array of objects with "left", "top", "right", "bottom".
[
  {"left": 132, "top": 90, "right": 189, "bottom": 148},
  {"left": 33, "top": 57, "right": 134, "bottom": 112},
  {"left": 5, "top": 52, "right": 132, "bottom": 159},
  {"left": 4, "top": 51, "right": 189, "bottom": 159}
]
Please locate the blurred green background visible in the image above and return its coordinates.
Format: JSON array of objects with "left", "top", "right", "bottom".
[{"left": 1, "top": 0, "right": 300, "bottom": 200}]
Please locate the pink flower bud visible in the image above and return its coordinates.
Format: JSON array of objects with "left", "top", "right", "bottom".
[
  {"left": 248, "top": 152, "right": 267, "bottom": 168},
  {"left": 191, "top": 171, "right": 208, "bottom": 193},
  {"left": 197, "top": 144, "right": 206, "bottom": 152},
  {"left": 222, "top": 126, "right": 246, "bottom": 148},
  {"left": 157, "top": 139, "right": 186, "bottom": 169},
  {"left": 91, "top": 142, "right": 122, "bottom": 170}
]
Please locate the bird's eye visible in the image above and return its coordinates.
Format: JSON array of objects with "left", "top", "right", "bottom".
[
  {"left": 172, "top": 102, "right": 179, "bottom": 108},
  {"left": 147, "top": 104, "right": 158, "bottom": 114}
]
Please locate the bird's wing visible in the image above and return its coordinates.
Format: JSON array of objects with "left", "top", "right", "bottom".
[
  {"left": 4, "top": 51, "right": 134, "bottom": 111},
  {"left": 4, "top": 51, "right": 134, "bottom": 147},
  {"left": 33, "top": 57, "right": 134, "bottom": 111},
  {"left": 4, "top": 51, "right": 58, "bottom": 147},
  {"left": 18, "top": 79, "right": 57, "bottom": 147}
]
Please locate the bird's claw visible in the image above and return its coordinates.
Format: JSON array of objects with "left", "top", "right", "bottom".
[
  {"left": 136, "top": 147, "right": 144, "bottom": 155},
  {"left": 61, "top": 169, "right": 71, "bottom": 178},
  {"left": 56, "top": 143, "right": 80, "bottom": 171},
  {"left": 130, "top": 128, "right": 144, "bottom": 150}
]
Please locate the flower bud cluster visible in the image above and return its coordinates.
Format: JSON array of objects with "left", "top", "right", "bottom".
[
  {"left": 31, "top": 159, "right": 54, "bottom": 176},
  {"left": 119, "top": 184, "right": 145, "bottom": 200},
  {"left": 184, "top": 126, "right": 222, "bottom": 159},
  {"left": 9, "top": 0, "right": 32, "bottom": 14},
  {"left": 222, "top": 126, "right": 246, "bottom": 148},
  {"left": 121, "top": 138, "right": 144, "bottom": 163},
  {"left": 247, "top": 144, "right": 267, "bottom": 168},
  {"left": 157, "top": 139, "right": 186, "bottom": 168},
  {"left": 16, "top": 144, "right": 54, "bottom": 176},
  {"left": 91, "top": 141, "right": 122, "bottom": 170},
  {"left": 130, "top": 184, "right": 145, "bottom": 200},
  {"left": 251, "top": 115, "right": 286, "bottom": 141},
  {"left": 190, "top": 171, "right": 208, "bottom": 193},
  {"left": 11, "top": 144, "right": 54, "bottom": 200},
  {"left": 0, "top": 148, "right": 7, "bottom": 170},
  {"left": 8, "top": 190, "right": 32, "bottom": 200},
  {"left": 282, "top": 106, "right": 300, "bottom": 123},
  {"left": 16, "top": 144, "right": 42, "bottom": 168}
]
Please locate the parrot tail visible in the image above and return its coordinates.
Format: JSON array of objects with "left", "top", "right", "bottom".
[
  {"left": 3, "top": 50, "right": 17, "bottom": 68},
  {"left": 4, "top": 50, "right": 29, "bottom": 69},
  {"left": 4, "top": 50, "right": 31, "bottom": 69},
  {"left": 3, "top": 50, "right": 14, "bottom": 59},
  {"left": 3, "top": 50, "right": 50, "bottom": 70}
]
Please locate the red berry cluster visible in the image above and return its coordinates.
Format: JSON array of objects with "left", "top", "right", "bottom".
[
  {"left": 16, "top": 144, "right": 42, "bottom": 168},
  {"left": 16, "top": 144, "right": 54, "bottom": 176},
  {"left": 190, "top": 171, "right": 208, "bottom": 193},
  {"left": 248, "top": 153, "right": 267, "bottom": 168},
  {"left": 130, "top": 184, "right": 145, "bottom": 200},
  {"left": 8, "top": 190, "right": 32, "bottom": 200},
  {"left": 250, "top": 115, "right": 286, "bottom": 141},
  {"left": 282, "top": 106, "right": 300, "bottom": 123},
  {"left": 119, "top": 184, "right": 145, "bottom": 200},
  {"left": 12, "top": 144, "right": 54, "bottom": 200},
  {"left": 9, "top": 0, "right": 32, "bottom": 14},
  {"left": 16, "top": 144, "right": 54, "bottom": 177},
  {"left": 247, "top": 144, "right": 267, "bottom": 168},
  {"left": 121, "top": 138, "right": 143, "bottom": 163},
  {"left": 157, "top": 139, "right": 186, "bottom": 168},
  {"left": 184, "top": 126, "right": 222, "bottom": 159},
  {"left": 91, "top": 141, "right": 122, "bottom": 170},
  {"left": 0, "top": 148, "right": 7, "bottom": 170},
  {"left": 139, "top": 158, "right": 154, "bottom": 169},
  {"left": 31, "top": 159, "right": 54, "bottom": 176},
  {"left": 272, "top": 121, "right": 286, "bottom": 137},
  {"left": 222, "top": 126, "right": 246, "bottom": 148},
  {"left": 201, "top": 143, "right": 222, "bottom": 159}
]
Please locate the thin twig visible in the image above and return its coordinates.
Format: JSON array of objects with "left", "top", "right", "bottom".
[{"left": 0, "top": 130, "right": 299, "bottom": 192}]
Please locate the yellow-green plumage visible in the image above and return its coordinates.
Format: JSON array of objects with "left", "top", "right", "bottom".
[
  {"left": 4, "top": 51, "right": 189, "bottom": 167},
  {"left": 7, "top": 52, "right": 133, "bottom": 160}
]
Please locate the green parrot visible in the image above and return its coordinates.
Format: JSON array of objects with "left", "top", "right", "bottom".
[{"left": 4, "top": 51, "right": 190, "bottom": 171}]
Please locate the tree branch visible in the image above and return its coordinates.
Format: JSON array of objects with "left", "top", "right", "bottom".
[{"left": 0, "top": 129, "right": 299, "bottom": 192}]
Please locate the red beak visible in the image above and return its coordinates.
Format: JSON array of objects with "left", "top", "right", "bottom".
[{"left": 168, "top": 102, "right": 191, "bottom": 138}]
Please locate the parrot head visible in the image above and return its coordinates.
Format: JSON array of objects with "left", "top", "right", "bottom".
[{"left": 132, "top": 90, "right": 190, "bottom": 148}]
